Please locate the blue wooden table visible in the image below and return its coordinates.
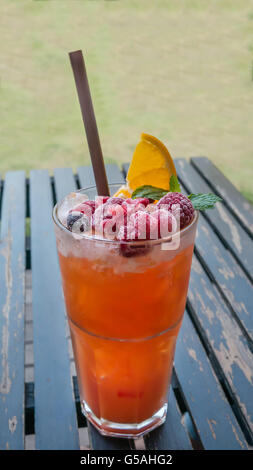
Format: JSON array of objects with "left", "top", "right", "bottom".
[{"left": 0, "top": 157, "right": 253, "bottom": 450}]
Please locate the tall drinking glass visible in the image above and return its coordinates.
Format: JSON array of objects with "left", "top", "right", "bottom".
[{"left": 53, "top": 184, "right": 198, "bottom": 438}]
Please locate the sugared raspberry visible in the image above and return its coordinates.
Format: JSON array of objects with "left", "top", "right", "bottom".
[
  {"left": 117, "top": 211, "right": 157, "bottom": 241},
  {"left": 93, "top": 203, "right": 125, "bottom": 238},
  {"left": 106, "top": 197, "right": 125, "bottom": 205},
  {"left": 121, "top": 198, "right": 151, "bottom": 219},
  {"left": 95, "top": 196, "right": 110, "bottom": 207},
  {"left": 72, "top": 200, "right": 96, "bottom": 216},
  {"left": 123, "top": 197, "right": 150, "bottom": 207},
  {"left": 133, "top": 197, "right": 150, "bottom": 207},
  {"left": 131, "top": 211, "right": 158, "bottom": 240},
  {"left": 157, "top": 192, "right": 194, "bottom": 229},
  {"left": 152, "top": 209, "right": 177, "bottom": 238}
]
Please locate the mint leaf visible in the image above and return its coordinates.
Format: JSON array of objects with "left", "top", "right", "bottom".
[
  {"left": 131, "top": 176, "right": 181, "bottom": 200},
  {"left": 169, "top": 175, "right": 181, "bottom": 192},
  {"left": 131, "top": 179, "right": 222, "bottom": 211},
  {"left": 132, "top": 185, "right": 168, "bottom": 200},
  {"left": 188, "top": 193, "right": 222, "bottom": 210}
]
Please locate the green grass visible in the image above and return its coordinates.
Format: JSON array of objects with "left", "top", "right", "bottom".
[{"left": 1, "top": 0, "right": 253, "bottom": 202}]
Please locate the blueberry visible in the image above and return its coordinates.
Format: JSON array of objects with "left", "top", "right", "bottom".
[
  {"left": 72, "top": 214, "right": 91, "bottom": 234},
  {"left": 67, "top": 211, "right": 82, "bottom": 231}
]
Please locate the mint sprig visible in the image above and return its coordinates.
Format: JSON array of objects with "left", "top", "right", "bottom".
[
  {"left": 169, "top": 174, "right": 181, "bottom": 193},
  {"left": 132, "top": 175, "right": 181, "bottom": 200},
  {"left": 131, "top": 175, "right": 222, "bottom": 210},
  {"left": 132, "top": 185, "right": 168, "bottom": 200},
  {"left": 188, "top": 193, "right": 222, "bottom": 210}
]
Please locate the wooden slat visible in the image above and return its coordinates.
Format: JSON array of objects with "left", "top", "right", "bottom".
[
  {"left": 0, "top": 171, "right": 26, "bottom": 449},
  {"left": 30, "top": 169, "right": 79, "bottom": 449},
  {"left": 0, "top": 174, "right": 2, "bottom": 217},
  {"left": 191, "top": 157, "right": 253, "bottom": 237},
  {"left": 78, "top": 163, "right": 125, "bottom": 190},
  {"left": 88, "top": 427, "right": 133, "bottom": 451},
  {"left": 175, "top": 160, "right": 253, "bottom": 343},
  {"left": 175, "top": 159, "right": 253, "bottom": 281},
  {"left": 144, "top": 388, "right": 192, "bottom": 450},
  {"left": 175, "top": 310, "right": 249, "bottom": 449},
  {"left": 187, "top": 255, "right": 253, "bottom": 442},
  {"left": 104, "top": 163, "right": 125, "bottom": 184},
  {"left": 194, "top": 212, "right": 253, "bottom": 342},
  {"left": 122, "top": 163, "right": 129, "bottom": 177},
  {"left": 77, "top": 165, "right": 95, "bottom": 188},
  {"left": 54, "top": 167, "right": 78, "bottom": 201},
  {"left": 25, "top": 377, "right": 87, "bottom": 435}
]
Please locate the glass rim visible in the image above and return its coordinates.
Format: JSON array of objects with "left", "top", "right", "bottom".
[{"left": 52, "top": 183, "right": 199, "bottom": 247}]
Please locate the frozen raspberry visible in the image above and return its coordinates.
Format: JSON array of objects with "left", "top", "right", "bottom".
[
  {"left": 123, "top": 197, "right": 150, "bottom": 208},
  {"left": 93, "top": 203, "right": 125, "bottom": 238},
  {"left": 122, "top": 197, "right": 150, "bottom": 208},
  {"left": 135, "top": 197, "right": 150, "bottom": 207},
  {"left": 152, "top": 209, "right": 177, "bottom": 238},
  {"left": 117, "top": 211, "right": 157, "bottom": 258},
  {"left": 122, "top": 198, "right": 136, "bottom": 205},
  {"left": 106, "top": 197, "right": 125, "bottom": 206},
  {"left": 157, "top": 192, "right": 194, "bottom": 229},
  {"left": 121, "top": 197, "right": 151, "bottom": 219},
  {"left": 72, "top": 200, "right": 96, "bottom": 216},
  {"left": 95, "top": 196, "right": 110, "bottom": 207},
  {"left": 130, "top": 211, "right": 158, "bottom": 240}
]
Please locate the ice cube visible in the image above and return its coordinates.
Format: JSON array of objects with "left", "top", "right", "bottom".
[{"left": 57, "top": 192, "right": 89, "bottom": 226}]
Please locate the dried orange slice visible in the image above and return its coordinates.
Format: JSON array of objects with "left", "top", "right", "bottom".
[{"left": 114, "top": 133, "right": 176, "bottom": 197}]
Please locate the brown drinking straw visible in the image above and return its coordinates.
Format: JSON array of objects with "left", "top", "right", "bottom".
[{"left": 69, "top": 50, "right": 110, "bottom": 196}]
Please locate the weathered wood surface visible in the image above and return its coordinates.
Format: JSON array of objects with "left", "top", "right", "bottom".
[
  {"left": 144, "top": 387, "right": 192, "bottom": 450},
  {"left": 0, "top": 172, "right": 26, "bottom": 450},
  {"left": 1, "top": 158, "right": 252, "bottom": 450},
  {"left": 188, "top": 257, "right": 252, "bottom": 443},
  {"left": 175, "top": 159, "right": 253, "bottom": 282},
  {"left": 191, "top": 157, "right": 253, "bottom": 237},
  {"left": 175, "top": 161, "right": 253, "bottom": 344},
  {"left": 175, "top": 309, "right": 249, "bottom": 450}
]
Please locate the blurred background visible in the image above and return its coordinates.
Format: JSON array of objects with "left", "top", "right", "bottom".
[{"left": 1, "top": 0, "right": 252, "bottom": 202}]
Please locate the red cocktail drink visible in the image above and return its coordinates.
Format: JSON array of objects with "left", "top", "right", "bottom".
[{"left": 53, "top": 185, "right": 198, "bottom": 437}]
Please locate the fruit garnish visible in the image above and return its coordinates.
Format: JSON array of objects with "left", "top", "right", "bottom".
[
  {"left": 112, "top": 185, "right": 132, "bottom": 198},
  {"left": 72, "top": 200, "right": 96, "bottom": 215},
  {"left": 187, "top": 193, "right": 222, "bottom": 210},
  {"left": 67, "top": 211, "right": 91, "bottom": 233},
  {"left": 127, "top": 133, "right": 177, "bottom": 190},
  {"left": 157, "top": 193, "right": 194, "bottom": 229},
  {"left": 113, "top": 133, "right": 177, "bottom": 198}
]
